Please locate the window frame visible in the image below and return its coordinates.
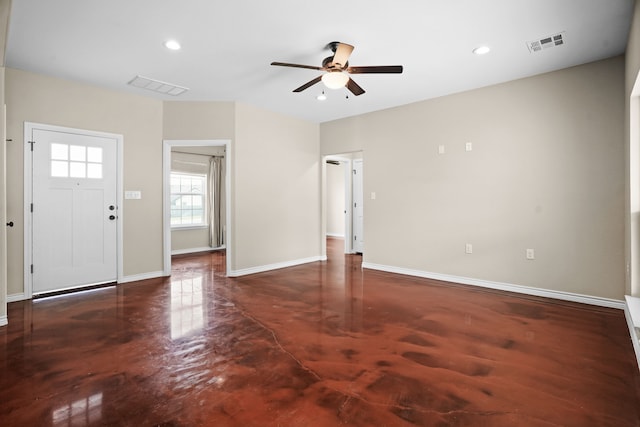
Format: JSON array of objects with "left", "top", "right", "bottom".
[{"left": 169, "top": 172, "right": 208, "bottom": 229}]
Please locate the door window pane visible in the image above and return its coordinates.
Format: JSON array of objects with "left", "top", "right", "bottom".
[
  {"left": 50, "top": 143, "right": 104, "bottom": 179},
  {"left": 70, "top": 145, "right": 86, "bottom": 162},
  {"left": 51, "top": 143, "right": 68, "bottom": 160},
  {"left": 87, "top": 147, "right": 102, "bottom": 163}
]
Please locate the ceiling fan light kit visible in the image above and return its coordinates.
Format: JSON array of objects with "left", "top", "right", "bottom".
[
  {"left": 322, "top": 71, "right": 349, "bottom": 89},
  {"left": 271, "top": 41, "right": 403, "bottom": 96}
]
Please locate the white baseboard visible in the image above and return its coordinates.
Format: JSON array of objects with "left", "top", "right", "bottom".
[
  {"left": 0, "top": 315, "right": 6, "bottom": 327},
  {"left": 119, "top": 270, "right": 166, "bottom": 284},
  {"left": 7, "top": 293, "right": 27, "bottom": 302},
  {"left": 624, "top": 296, "right": 640, "bottom": 371},
  {"left": 228, "top": 255, "right": 325, "bottom": 277},
  {"left": 326, "top": 233, "right": 345, "bottom": 238},
  {"left": 362, "top": 262, "right": 625, "bottom": 310},
  {"left": 171, "top": 246, "right": 224, "bottom": 255}
]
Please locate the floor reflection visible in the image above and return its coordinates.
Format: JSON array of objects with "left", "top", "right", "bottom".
[
  {"left": 170, "top": 274, "right": 205, "bottom": 340},
  {"left": 0, "top": 241, "right": 637, "bottom": 426},
  {"left": 52, "top": 392, "right": 102, "bottom": 426}
]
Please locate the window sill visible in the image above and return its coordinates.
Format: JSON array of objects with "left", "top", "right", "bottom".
[{"left": 171, "top": 225, "right": 209, "bottom": 231}]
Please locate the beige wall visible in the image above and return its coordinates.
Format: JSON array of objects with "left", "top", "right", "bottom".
[
  {"left": 163, "top": 101, "right": 234, "bottom": 140},
  {"left": 5, "top": 68, "right": 164, "bottom": 294},
  {"left": 626, "top": 1, "right": 640, "bottom": 296},
  {"left": 321, "top": 56, "right": 625, "bottom": 300},
  {"left": 171, "top": 227, "right": 210, "bottom": 252},
  {"left": 4, "top": 75, "right": 323, "bottom": 294},
  {"left": 234, "top": 102, "right": 320, "bottom": 271}
]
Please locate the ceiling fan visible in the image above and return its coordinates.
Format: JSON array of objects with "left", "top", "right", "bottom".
[{"left": 271, "top": 41, "right": 403, "bottom": 96}]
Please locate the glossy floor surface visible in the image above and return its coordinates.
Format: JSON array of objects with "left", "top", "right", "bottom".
[{"left": 2, "top": 239, "right": 640, "bottom": 426}]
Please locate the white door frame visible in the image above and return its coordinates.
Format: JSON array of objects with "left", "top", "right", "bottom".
[
  {"left": 323, "top": 155, "right": 354, "bottom": 254},
  {"left": 352, "top": 159, "right": 364, "bottom": 253},
  {"left": 162, "top": 139, "right": 232, "bottom": 276},
  {"left": 322, "top": 154, "right": 365, "bottom": 256},
  {"left": 23, "top": 122, "right": 124, "bottom": 298}
]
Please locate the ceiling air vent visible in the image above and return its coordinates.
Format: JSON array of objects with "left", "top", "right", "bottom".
[
  {"left": 127, "top": 75, "right": 188, "bottom": 96},
  {"left": 526, "top": 32, "right": 565, "bottom": 53}
]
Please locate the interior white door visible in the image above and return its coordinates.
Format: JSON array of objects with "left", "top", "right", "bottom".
[
  {"left": 31, "top": 128, "right": 117, "bottom": 294},
  {"left": 353, "top": 159, "right": 364, "bottom": 253}
]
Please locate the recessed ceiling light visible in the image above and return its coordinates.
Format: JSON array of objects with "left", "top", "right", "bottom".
[
  {"left": 473, "top": 46, "right": 491, "bottom": 55},
  {"left": 164, "top": 40, "right": 181, "bottom": 51},
  {"left": 317, "top": 92, "right": 327, "bottom": 101}
]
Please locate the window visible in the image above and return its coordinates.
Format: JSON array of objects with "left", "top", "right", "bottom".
[
  {"left": 50, "top": 143, "right": 103, "bottom": 179},
  {"left": 170, "top": 173, "right": 206, "bottom": 227}
]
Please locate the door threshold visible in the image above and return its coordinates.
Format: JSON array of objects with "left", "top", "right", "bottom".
[{"left": 33, "top": 281, "right": 117, "bottom": 300}]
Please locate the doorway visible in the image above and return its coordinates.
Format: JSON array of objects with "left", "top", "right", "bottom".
[
  {"left": 162, "top": 140, "right": 232, "bottom": 276},
  {"left": 323, "top": 151, "right": 363, "bottom": 256},
  {"left": 24, "top": 123, "right": 123, "bottom": 297}
]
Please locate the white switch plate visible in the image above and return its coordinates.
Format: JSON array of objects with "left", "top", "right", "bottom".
[
  {"left": 465, "top": 243, "right": 473, "bottom": 254},
  {"left": 438, "top": 145, "right": 445, "bottom": 154},
  {"left": 125, "top": 190, "right": 142, "bottom": 200},
  {"left": 371, "top": 192, "right": 376, "bottom": 200},
  {"left": 526, "top": 248, "right": 535, "bottom": 260},
  {"left": 465, "top": 142, "right": 473, "bottom": 152}
]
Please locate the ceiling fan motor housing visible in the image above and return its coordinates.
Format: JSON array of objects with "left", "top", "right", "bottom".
[{"left": 322, "top": 56, "right": 347, "bottom": 70}]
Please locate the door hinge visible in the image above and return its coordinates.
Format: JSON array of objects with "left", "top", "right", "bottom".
[
  {"left": 353, "top": 169, "right": 356, "bottom": 175},
  {"left": 30, "top": 203, "right": 33, "bottom": 212},
  {"left": 354, "top": 235, "right": 357, "bottom": 241},
  {"left": 28, "top": 140, "right": 35, "bottom": 151},
  {"left": 30, "top": 264, "right": 34, "bottom": 274}
]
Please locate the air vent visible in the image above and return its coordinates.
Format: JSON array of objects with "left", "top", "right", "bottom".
[
  {"left": 127, "top": 75, "right": 188, "bottom": 96},
  {"left": 526, "top": 32, "right": 565, "bottom": 53}
]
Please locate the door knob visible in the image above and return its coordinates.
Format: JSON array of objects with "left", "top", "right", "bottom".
[
  {"left": 109, "top": 205, "right": 115, "bottom": 211},
  {"left": 109, "top": 215, "right": 116, "bottom": 220},
  {"left": 6, "top": 221, "right": 13, "bottom": 227}
]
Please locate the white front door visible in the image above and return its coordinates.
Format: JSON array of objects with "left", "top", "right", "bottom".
[
  {"left": 31, "top": 127, "right": 118, "bottom": 294},
  {"left": 353, "top": 159, "right": 364, "bottom": 253}
]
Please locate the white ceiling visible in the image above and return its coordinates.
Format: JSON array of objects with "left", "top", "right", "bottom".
[{"left": 5, "top": 0, "right": 634, "bottom": 123}]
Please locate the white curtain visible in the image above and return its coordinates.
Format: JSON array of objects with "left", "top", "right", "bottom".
[{"left": 208, "top": 156, "right": 223, "bottom": 247}]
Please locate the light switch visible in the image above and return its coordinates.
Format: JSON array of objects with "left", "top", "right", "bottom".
[
  {"left": 371, "top": 192, "right": 376, "bottom": 200},
  {"left": 125, "top": 190, "right": 142, "bottom": 200},
  {"left": 438, "top": 145, "right": 445, "bottom": 154},
  {"left": 465, "top": 142, "right": 473, "bottom": 152}
]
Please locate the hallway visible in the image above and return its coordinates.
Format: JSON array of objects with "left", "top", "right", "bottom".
[{"left": 1, "top": 238, "right": 639, "bottom": 426}]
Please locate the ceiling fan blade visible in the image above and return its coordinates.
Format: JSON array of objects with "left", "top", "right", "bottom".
[
  {"left": 271, "top": 62, "right": 323, "bottom": 71},
  {"left": 293, "top": 75, "right": 323, "bottom": 92},
  {"left": 332, "top": 43, "right": 354, "bottom": 68},
  {"left": 347, "top": 65, "right": 404, "bottom": 74},
  {"left": 346, "top": 78, "right": 365, "bottom": 96}
]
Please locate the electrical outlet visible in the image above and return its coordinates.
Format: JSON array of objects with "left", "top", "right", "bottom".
[
  {"left": 438, "top": 145, "right": 445, "bottom": 154},
  {"left": 465, "top": 243, "right": 473, "bottom": 254},
  {"left": 526, "top": 248, "right": 535, "bottom": 260},
  {"left": 465, "top": 142, "right": 473, "bottom": 152}
]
